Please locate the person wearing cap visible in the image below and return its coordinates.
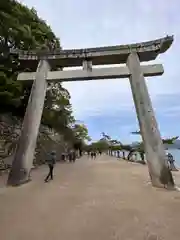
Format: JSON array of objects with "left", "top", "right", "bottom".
[{"left": 44, "top": 150, "right": 56, "bottom": 182}]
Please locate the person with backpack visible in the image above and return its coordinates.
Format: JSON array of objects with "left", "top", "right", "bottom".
[{"left": 44, "top": 150, "right": 56, "bottom": 182}]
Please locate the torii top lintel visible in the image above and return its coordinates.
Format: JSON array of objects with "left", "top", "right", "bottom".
[{"left": 11, "top": 35, "right": 173, "bottom": 69}]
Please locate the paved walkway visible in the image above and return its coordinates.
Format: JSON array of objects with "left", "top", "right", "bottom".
[{"left": 0, "top": 155, "right": 180, "bottom": 240}]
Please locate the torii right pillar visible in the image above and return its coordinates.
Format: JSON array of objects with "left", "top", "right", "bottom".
[{"left": 127, "top": 52, "right": 174, "bottom": 189}]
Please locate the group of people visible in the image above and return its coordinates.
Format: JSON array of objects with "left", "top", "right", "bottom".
[
  {"left": 44, "top": 149, "right": 104, "bottom": 182},
  {"left": 87, "top": 150, "right": 102, "bottom": 159},
  {"left": 68, "top": 150, "right": 76, "bottom": 163},
  {"left": 44, "top": 149, "right": 77, "bottom": 182},
  {"left": 61, "top": 151, "right": 76, "bottom": 163}
]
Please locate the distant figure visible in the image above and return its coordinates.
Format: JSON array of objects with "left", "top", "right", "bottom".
[
  {"left": 90, "top": 152, "right": 96, "bottom": 159},
  {"left": 68, "top": 150, "right": 76, "bottom": 163},
  {"left": 99, "top": 151, "right": 102, "bottom": 155},
  {"left": 140, "top": 152, "right": 144, "bottom": 162},
  {"left": 167, "top": 153, "right": 173, "bottom": 162},
  {"left": 45, "top": 151, "right": 56, "bottom": 182},
  {"left": 72, "top": 150, "right": 76, "bottom": 162},
  {"left": 68, "top": 151, "right": 73, "bottom": 163},
  {"left": 167, "top": 153, "right": 178, "bottom": 171},
  {"left": 90, "top": 152, "right": 94, "bottom": 159},
  {"left": 87, "top": 151, "right": 90, "bottom": 157},
  {"left": 61, "top": 152, "right": 65, "bottom": 162}
]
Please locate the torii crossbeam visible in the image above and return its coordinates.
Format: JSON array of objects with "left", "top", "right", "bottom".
[
  {"left": 7, "top": 36, "right": 175, "bottom": 189},
  {"left": 17, "top": 64, "right": 163, "bottom": 82}
]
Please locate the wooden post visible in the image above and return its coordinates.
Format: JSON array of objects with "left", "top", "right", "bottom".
[
  {"left": 7, "top": 60, "right": 50, "bottom": 186},
  {"left": 127, "top": 52, "right": 174, "bottom": 188}
]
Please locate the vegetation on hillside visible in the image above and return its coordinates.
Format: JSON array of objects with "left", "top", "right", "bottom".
[{"left": 0, "top": 0, "right": 90, "bottom": 161}]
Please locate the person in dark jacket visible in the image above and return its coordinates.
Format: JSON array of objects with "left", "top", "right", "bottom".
[
  {"left": 72, "top": 150, "right": 76, "bottom": 162},
  {"left": 45, "top": 150, "right": 56, "bottom": 182},
  {"left": 68, "top": 151, "right": 72, "bottom": 163},
  {"left": 90, "top": 151, "right": 94, "bottom": 159}
]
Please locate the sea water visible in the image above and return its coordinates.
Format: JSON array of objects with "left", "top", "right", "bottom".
[{"left": 116, "top": 149, "right": 180, "bottom": 168}]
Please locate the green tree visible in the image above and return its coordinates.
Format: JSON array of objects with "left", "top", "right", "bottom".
[
  {"left": 87, "top": 139, "right": 109, "bottom": 152},
  {"left": 73, "top": 124, "right": 91, "bottom": 142},
  {"left": 0, "top": 1, "right": 90, "bottom": 178},
  {"left": 0, "top": 0, "right": 60, "bottom": 115},
  {"left": 72, "top": 124, "right": 91, "bottom": 153},
  {"left": 0, "top": 0, "right": 75, "bottom": 141}
]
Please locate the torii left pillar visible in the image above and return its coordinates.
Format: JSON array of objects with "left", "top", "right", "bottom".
[{"left": 7, "top": 60, "right": 50, "bottom": 186}]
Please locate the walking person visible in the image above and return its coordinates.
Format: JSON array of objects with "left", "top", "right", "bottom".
[
  {"left": 45, "top": 150, "right": 56, "bottom": 182},
  {"left": 90, "top": 151, "right": 94, "bottom": 159},
  {"left": 68, "top": 151, "right": 72, "bottom": 163},
  {"left": 61, "top": 152, "right": 65, "bottom": 162},
  {"left": 72, "top": 150, "right": 76, "bottom": 162}
]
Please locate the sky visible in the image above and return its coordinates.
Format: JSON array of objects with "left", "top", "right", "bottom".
[{"left": 20, "top": 0, "right": 180, "bottom": 143}]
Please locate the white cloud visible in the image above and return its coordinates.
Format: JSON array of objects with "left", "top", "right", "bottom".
[
  {"left": 63, "top": 79, "right": 134, "bottom": 118},
  {"left": 63, "top": 74, "right": 180, "bottom": 119}
]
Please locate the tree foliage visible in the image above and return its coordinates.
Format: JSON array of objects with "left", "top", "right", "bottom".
[
  {"left": 0, "top": 0, "right": 84, "bottom": 145},
  {"left": 86, "top": 139, "right": 109, "bottom": 152},
  {"left": 131, "top": 130, "right": 179, "bottom": 148},
  {"left": 86, "top": 132, "right": 123, "bottom": 152},
  {"left": 0, "top": 0, "right": 60, "bottom": 114},
  {"left": 162, "top": 136, "right": 179, "bottom": 145},
  {"left": 70, "top": 124, "right": 91, "bottom": 150},
  {"left": 72, "top": 124, "right": 91, "bottom": 141}
]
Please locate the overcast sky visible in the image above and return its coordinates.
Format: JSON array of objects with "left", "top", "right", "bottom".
[{"left": 20, "top": 0, "right": 180, "bottom": 143}]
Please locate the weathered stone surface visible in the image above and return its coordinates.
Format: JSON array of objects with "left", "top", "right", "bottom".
[
  {"left": 7, "top": 60, "right": 50, "bottom": 186},
  {"left": 127, "top": 52, "right": 174, "bottom": 188},
  {"left": 10, "top": 35, "right": 173, "bottom": 69},
  {"left": 17, "top": 64, "right": 164, "bottom": 82},
  {"left": 1, "top": 156, "right": 180, "bottom": 240}
]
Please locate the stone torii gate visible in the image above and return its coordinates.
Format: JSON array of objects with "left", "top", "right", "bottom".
[{"left": 8, "top": 36, "right": 175, "bottom": 189}]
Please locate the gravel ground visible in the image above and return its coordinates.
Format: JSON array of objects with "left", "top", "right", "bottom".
[{"left": 0, "top": 155, "right": 180, "bottom": 240}]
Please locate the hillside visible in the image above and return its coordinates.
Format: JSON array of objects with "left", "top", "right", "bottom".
[{"left": 0, "top": 0, "right": 90, "bottom": 170}]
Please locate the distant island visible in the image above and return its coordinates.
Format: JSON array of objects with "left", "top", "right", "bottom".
[{"left": 164, "top": 139, "right": 180, "bottom": 149}]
